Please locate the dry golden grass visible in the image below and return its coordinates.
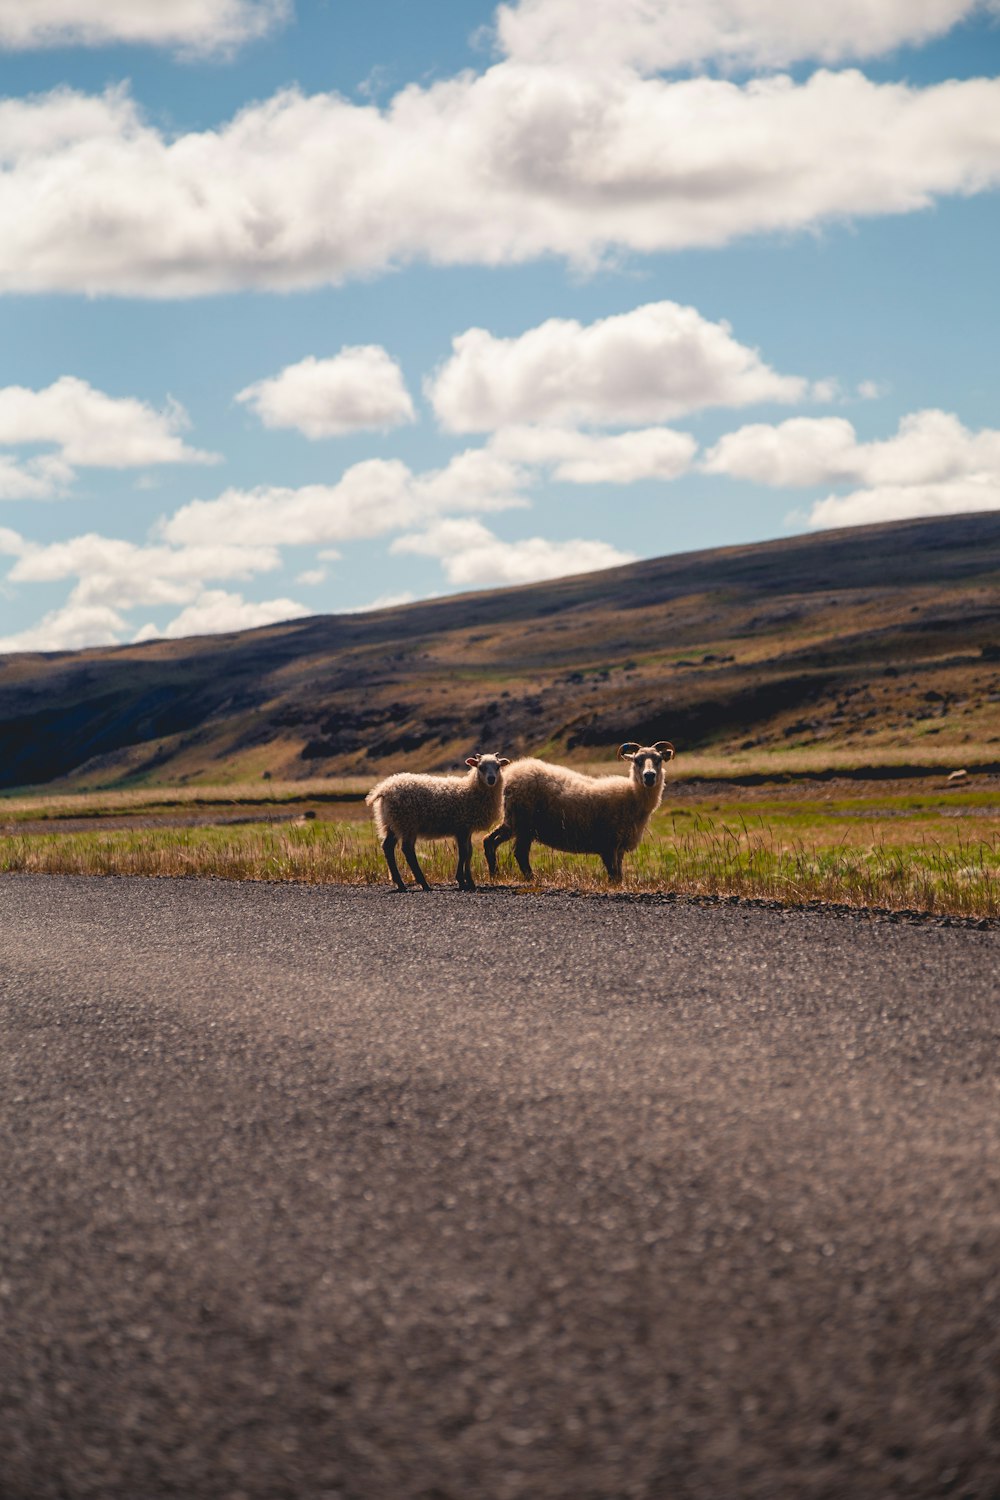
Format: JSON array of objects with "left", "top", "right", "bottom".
[
  {"left": 0, "top": 778, "right": 370, "bottom": 821},
  {"left": 2, "top": 807, "right": 996, "bottom": 919}
]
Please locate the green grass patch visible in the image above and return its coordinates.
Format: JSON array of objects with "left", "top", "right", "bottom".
[{"left": 1, "top": 814, "right": 996, "bottom": 918}]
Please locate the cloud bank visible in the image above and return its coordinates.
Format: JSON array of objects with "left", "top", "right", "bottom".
[
  {"left": 495, "top": 0, "right": 996, "bottom": 74},
  {"left": 704, "top": 409, "right": 1000, "bottom": 527},
  {"left": 2, "top": 67, "right": 1000, "bottom": 295},
  {"left": 162, "top": 449, "right": 529, "bottom": 551},
  {"left": 392, "top": 518, "right": 634, "bottom": 586}
]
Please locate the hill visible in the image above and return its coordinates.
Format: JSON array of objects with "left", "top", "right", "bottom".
[{"left": 1, "top": 512, "right": 999, "bottom": 792}]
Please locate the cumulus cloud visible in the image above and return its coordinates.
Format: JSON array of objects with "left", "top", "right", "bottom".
[
  {"left": 8, "top": 534, "right": 280, "bottom": 609},
  {"left": 495, "top": 0, "right": 995, "bottom": 74},
  {"left": 703, "top": 408, "right": 1000, "bottom": 528},
  {"left": 704, "top": 409, "right": 1000, "bottom": 487},
  {"left": 489, "top": 424, "right": 697, "bottom": 482},
  {"left": 0, "top": 530, "right": 294, "bottom": 651},
  {"left": 162, "top": 451, "right": 529, "bottom": 550},
  {"left": 0, "top": 377, "right": 217, "bottom": 498},
  {"left": 3, "top": 68, "right": 1000, "bottom": 295},
  {"left": 807, "top": 477, "right": 1000, "bottom": 529},
  {"left": 138, "top": 590, "right": 310, "bottom": 642},
  {"left": 704, "top": 415, "right": 862, "bottom": 485},
  {"left": 391, "top": 517, "right": 634, "bottom": 586},
  {"left": 0, "top": 452, "right": 73, "bottom": 501},
  {"left": 0, "top": 0, "right": 288, "bottom": 55},
  {"left": 429, "top": 302, "right": 810, "bottom": 432},
  {"left": 236, "top": 347, "right": 415, "bottom": 439},
  {"left": 0, "top": 600, "right": 129, "bottom": 654}
]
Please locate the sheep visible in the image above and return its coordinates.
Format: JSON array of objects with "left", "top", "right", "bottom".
[
  {"left": 484, "top": 741, "right": 675, "bottom": 885},
  {"left": 366, "top": 753, "right": 510, "bottom": 892}
]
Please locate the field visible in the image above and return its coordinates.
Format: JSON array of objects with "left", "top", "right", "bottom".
[
  {"left": 0, "top": 512, "right": 998, "bottom": 793},
  {"left": 1, "top": 514, "right": 997, "bottom": 917},
  {"left": 3, "top": 760, "right": 997, "bottom": 918}
]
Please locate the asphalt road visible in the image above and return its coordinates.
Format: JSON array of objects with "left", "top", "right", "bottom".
[{"left": 1, "top": 875, "right": 997, "bottom": 1500}]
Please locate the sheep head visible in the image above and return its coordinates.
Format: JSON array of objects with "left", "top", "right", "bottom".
[
  {"left": 465, "top": 752, "right": 510, "bottom": 788},
  {"left": 618, "top": 740, "right": 676, "bottom": 788}
]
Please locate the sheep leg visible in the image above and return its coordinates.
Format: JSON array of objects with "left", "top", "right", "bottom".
[
  {"left": 484, "top": 822, "right": 512, "bottom": 877},
  {"left": 513, "top": 833, "right": 534, "bottom": 880},
  {"left": 381, "top": 831, "right": 407, "bottom": 892},
  {"left": 401, "top": 837, "right": 431, "bottom": 891},
  {"left": 600, "top": 847, "right": 624, "bottom": 885},
  {"left": 455, "top": 832, "right": 476, "bottom": 891}
]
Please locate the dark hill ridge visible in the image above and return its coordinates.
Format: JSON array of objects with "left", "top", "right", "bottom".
[{"left": 1, "top": 512, "right": 999, "bottom": 791}]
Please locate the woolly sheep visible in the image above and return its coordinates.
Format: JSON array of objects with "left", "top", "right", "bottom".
[
  {"left": 484, "top": 741, "right": 675, "bottom": 885},
  {"left": 366, "top": 753, "right": 510, "bottom": 892}
]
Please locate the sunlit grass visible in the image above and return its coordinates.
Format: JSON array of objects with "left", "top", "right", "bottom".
[
  {"left": 1, "top": 815, "right": 996, "bottom": 918},
  {"left": 0, "top": 778, "right": 370, "bottom": 821}
]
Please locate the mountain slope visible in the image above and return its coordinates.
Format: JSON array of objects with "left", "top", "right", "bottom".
[{"left": 1, "top": 512, "right": 999, "bottom": 791}]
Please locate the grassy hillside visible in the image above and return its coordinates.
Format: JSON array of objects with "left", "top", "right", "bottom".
[{"left": 1, "top": 512, "right": 999, "bottom": 793}]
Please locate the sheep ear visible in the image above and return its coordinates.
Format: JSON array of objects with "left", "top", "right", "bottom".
[
  {"left": 498, "top": 757, "right": 511, "bottom": 767},
  {"left": 466, "top": 755, "right": 480, "bottom": 767},
  {"left": 653, "top": 741, "right": 676, "bottom": 761},
  {"left": 618, "top": 742, "right": 640, "bottom": 761}
]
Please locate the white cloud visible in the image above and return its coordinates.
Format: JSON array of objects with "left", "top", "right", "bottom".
[
  {"left": 0, "top": 525, "right": 26, "bottom": 555},
  {"left": 3, "top": 68, "right": 1000, "bottom": 295},
  {"left": 8, "top": 534, "right": 281, "bottom": 611},
  {"left": 146, "top": 589, "right": 310, "bottom": 641},
  {"left": 702, "top": 408, "right": 1000, "bottom": 529},
  {"left": 495, "top": 0, "right": 994, "bottom": 74},
  {"left": 392, "top": 517, "right": 634, "bottom": 586},
  {"left": 704, "top": 415, "right": 862, "bottom": 486},
  {"left": 704, "top": 409, "right": 1000, "bottom": 487},
  {"left": 0, "top": 0, "right": 288, "bottom": 55},
  {"left": 0, "top": 377, "right": 217, "bottom": 499},
  {"left": 162, "top": 451, "right": 529, "bottom": 550},
  {"left": 429, "top": 302, "right": 810, "bottom": 432},
  {"left": 342, "top": 590, "right": 417, "bottom": 614},
  {"left": 296, "top": 567, "right": 327, "bottom": 586},
  {"left": 0, "top": 452, "right": 74, "bottom": 500},
  {"left": 0, "top": 600, "right": 129, "bottom": 654},
  {"left": 236, "top": 347, "right": 415, "bottom": 438},
  {"left": 489, "top": 424, "right": 697, "bottom": 482},
  {"left": 807, "top": 477, "right": 1000, "bottom": 529}
]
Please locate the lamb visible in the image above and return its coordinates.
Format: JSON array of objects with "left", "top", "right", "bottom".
[
  {"left": 366, "top": 753, "right": 510, "bottom": 892},
  {"left": 484, "top": 741, "right": 675, "bottom": 885}
]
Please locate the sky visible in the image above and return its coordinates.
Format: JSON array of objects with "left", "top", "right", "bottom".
[{"left": 0, "top": 0, "right": 998, "bottom": 652}]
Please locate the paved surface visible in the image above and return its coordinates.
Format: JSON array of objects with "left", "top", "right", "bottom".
[{"left": 0, "top": 875, "right": 997, "bottom": 1500}]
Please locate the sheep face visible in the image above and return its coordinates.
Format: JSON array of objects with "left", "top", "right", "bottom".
[
  {"left": 465, "top": 752, "right": 510, "bottom": 788},
  {"left": 618, "top": 740, "right": 676, "bottom": 789}
]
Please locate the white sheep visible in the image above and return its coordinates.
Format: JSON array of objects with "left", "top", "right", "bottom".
[
  {"left": 484, "top": 741, "right": 675, "bottom": 885},
  {"left": 366, "top": 753, "right": 510, "bottom": 892}
]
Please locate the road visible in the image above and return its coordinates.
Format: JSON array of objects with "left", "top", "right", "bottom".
[{"left": 1, "top": 875, "right": 997, "bottom": 1500}]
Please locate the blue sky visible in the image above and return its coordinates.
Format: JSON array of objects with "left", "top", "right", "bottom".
[{"left": 0, "top": 0, "right": 998, "bottom": 650}]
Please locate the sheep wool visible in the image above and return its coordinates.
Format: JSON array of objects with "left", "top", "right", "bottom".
[
  {"left": 367, "top": 753, "right": 509, "bottom": 891},
  {"left": 485, "top": 741, "right": 675, "bottom": 884}
]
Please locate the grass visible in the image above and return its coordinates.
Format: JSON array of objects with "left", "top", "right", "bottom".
[
  {"left": 0, "top": 777, "right": 370, "bottom": 820},
  {"left": 664, "top": 743, "right": 1000, "bottom": 780},
  {"left": 1, "top": 806, "right": 996, "bottom": 918}
]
